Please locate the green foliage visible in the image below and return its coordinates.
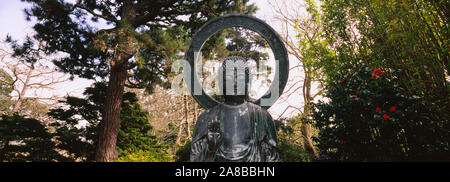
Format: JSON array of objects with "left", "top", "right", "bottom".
[
  {"left": 224, "top": 28, "right": 269, "bottom": 62},
  {"left": 296, "top": 0, "right": 449, "bottom": 161},
  {"left": 311, "top": 66, "right": 449, "bottom": 161},
  {"left": 48, "top": 82, "right": 164, "bottom": 161},
  {"left": 0, "top": 114, "right": 65, "bottom": 162},
  {"left": 174, "top": 141, "right": 191, "bottom": 162},
  {"left": 277, "top": 140, "right": 313, "bottom": 162},
  {"left": 275, "top": 118, "right": 315, "bottom": 162},
  {"left": 202, "top": 27, "right": 269, "bottom": 61},
  {"left": 318, "top": 0, "right": 448, "bottom": 108},
  {"left": 117, "top": 92, "right": 158, "bottom": 156},
  {"left": 117, "top": 149, "right": 172, "bottom": 162},
  {"left": 0, "top": 69, "right": 13, "bottom": 113},
  {"left": 128, "top": 26, "right": 189, "bottom": 92},
  {"left": 48, "top": 83, "right": 103, "bottom": 161}
]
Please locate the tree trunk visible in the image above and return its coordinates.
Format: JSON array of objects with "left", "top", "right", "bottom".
[
  {"left": 95, "top": 63, "right": 128, "bottom": 162},
  {"left": 301, "top": 123, "right": 318, "bottom": 156},
  {"left": 94, "top": 1, "right": 135, "bottom": 162},
  {"left": 185, "top": 95, "right": 191, "bottom": 139},
  {"left": 12, "top": 63, "right": 33, "bottom": 113},
  {"left": 176, "top": 117, "right": 185, "bottom": 145},
  {"left": 302, "top": 71, "right": 318, "bottom": 157},
  {"left": 176, "top": 94, "right": 187, "bottom": 146}
]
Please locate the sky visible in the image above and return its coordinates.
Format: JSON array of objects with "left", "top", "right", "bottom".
[
  {"left": 250, "top": 0, "right": 310, "bottom": 118},
  {"left": 0, "top": 0, "right": 310, "bottom": 119},
  {"left": 0, "top": 0, "right": 96, "bottom": 99}
]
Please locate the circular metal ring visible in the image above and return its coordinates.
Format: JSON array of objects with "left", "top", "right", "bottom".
[{"left": 184, "top": 14, "right": 289, "bottom": 110}]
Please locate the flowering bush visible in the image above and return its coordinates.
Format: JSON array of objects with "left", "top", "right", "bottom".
[{"left": 311, "top": 66, "right": 449, "bottom": 161}]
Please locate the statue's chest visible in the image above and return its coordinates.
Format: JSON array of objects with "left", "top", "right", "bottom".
[{"left": 219, "top": 106, "right": 253, "bottom": 148}]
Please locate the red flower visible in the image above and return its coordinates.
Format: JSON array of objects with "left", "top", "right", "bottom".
[
  {"left": 340, "top": 140, "right": 344, "bottom": 145},
  {"left": 373, "top": 68, "right": 382, "bottom": 74},
  {"left": 362, "top": 159, "right": 367, "bottom": 163},
  {"left": 356, "top": 90, "right": 360, "bottom": 95},
  {"left": 339, "top": 78, "right": 344, "bottom": 83},
  {"left": 389, "top": 106, "right": 397, "bottom": 112},
  {"left": 382, "top": 114, "right": 390, "bottom": 120},
  {"left": 371, "top": 73, "right": 376, "bottom": 79},
  {"left": 376, "top": 107, "right": 381, "bottom": 113},
  {"left": 373, "top": 68, "right": 386, "bottom": 76}
]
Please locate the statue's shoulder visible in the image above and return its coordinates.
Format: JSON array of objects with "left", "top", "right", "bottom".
[
  {"left": 197, "top": 105, "right": 220, "bottom": 121},
  {"left": 247, "top": 102, "right": 273, "bottom": 119}
]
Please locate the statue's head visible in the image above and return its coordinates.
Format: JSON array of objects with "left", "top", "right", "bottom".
[{"left": 218, "top": 56, "right": 251, "bottom": 104}]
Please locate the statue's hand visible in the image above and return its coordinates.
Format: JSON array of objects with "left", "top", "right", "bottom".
[{"left": 207, "top": 119, "right": 222, "bottom": 149}]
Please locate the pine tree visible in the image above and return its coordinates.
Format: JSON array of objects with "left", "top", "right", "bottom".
[{"left": 0, "top": 114, "right": 64, "bottom": 162}]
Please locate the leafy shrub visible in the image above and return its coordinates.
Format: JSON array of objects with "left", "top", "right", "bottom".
[
  {"left": 311, "top": 66, "right": 449, "bottom": 161},
  {"left": 275, "top": 119, "right": 315, "bottom": 162},
  {"left": 0, "top": 114, "right": 66, "bottom": 162},
  {"left": 175, "top": 141, "right": 191, "bottom": 162},
  {"left": 278, "top": 140, "right": 313, "bottom": 162},
  {"left": 117, "top": 149, "right": 172, "bottom": 162}
]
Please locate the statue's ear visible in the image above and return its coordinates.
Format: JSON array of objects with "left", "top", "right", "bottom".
[
  {"left": 245, "top": 67, "right": 251, "bottom": 99},
  {"left": 217, "top": 66, "right": 225, "bottom": 95}
]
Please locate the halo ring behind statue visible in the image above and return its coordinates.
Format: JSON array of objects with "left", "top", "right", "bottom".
[{"left": 184, "top": 14, "right": 289, "bottom": 110}]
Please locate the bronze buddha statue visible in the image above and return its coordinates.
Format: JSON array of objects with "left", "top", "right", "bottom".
[{"left": 190, "top": 56, "right": 279, "bottom": 162}]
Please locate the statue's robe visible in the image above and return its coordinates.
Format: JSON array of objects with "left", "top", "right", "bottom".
[{"left": 190, "top": 101, "right": 279, "bottom": 162}]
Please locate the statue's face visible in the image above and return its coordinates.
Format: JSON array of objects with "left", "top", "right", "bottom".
[{"left": 219, "top": 57, "right": 250, "bottom": 97}]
